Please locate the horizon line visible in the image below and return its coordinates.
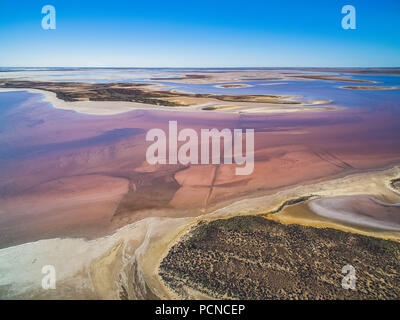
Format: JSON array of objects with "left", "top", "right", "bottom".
[{"left": 1, "top": 66, "right": 400, "bottom": 69}]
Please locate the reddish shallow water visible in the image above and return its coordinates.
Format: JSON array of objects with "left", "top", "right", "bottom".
[{"left": 0, "top": 90, "right": 400, "bottom": 247}]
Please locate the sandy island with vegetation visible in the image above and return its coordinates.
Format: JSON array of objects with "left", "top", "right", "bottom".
[{"left": 0, "top": 81, "right": 343, "bottom": 115}]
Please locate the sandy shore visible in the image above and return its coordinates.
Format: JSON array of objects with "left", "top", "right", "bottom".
[{"left": 0, "top": 88, "right": 188, "bottom": 115}]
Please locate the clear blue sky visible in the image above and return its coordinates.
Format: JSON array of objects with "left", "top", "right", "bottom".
[{"left": 0, "top": 0, "right": 399, "bottom": 67}]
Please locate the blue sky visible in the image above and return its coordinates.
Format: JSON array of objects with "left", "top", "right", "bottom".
[{"left": 0, "top": 0, "right": 399, "bottom": 67}]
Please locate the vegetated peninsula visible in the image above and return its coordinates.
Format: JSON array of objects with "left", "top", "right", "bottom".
[
  {"left": 0, "top": 80, "right": 299, "bottom": 106},
  {"left": 159, "top": 215, "right": 400, "bottom": 300}
]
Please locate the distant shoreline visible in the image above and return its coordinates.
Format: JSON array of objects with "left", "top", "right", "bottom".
[{"left": 340, "top": 85, "right": 400, "bottom": 90}]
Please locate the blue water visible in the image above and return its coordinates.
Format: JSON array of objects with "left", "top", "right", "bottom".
[{"left": 0, "top": 91, "right": 32, "bottom": 116}]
